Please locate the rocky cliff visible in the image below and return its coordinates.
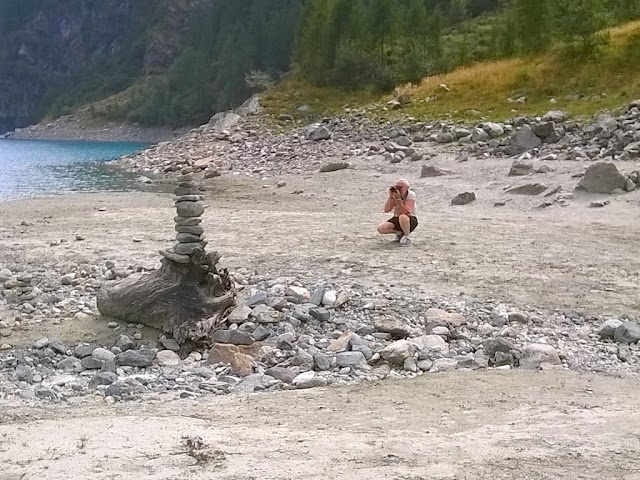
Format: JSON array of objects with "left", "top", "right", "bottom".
[{"left": 0, "top": 0, "right": 207, "bottom": 134}]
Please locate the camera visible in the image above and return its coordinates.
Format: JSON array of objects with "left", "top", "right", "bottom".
[{"left": 389, "top": 186, "right": 399, "bottom": 194}]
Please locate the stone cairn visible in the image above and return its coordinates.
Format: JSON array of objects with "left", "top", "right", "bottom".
[{"left": 160, "top": 166, "right": 208, "bottom": 263}]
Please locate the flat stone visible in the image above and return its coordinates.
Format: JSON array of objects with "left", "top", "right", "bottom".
[
  {"left": 252, "top": 325, "right": 271, "bottom": 341},
  {"left": 81, "top": 356, "right": 103, "bottom": 370},
  {"left": 160, "top": 250, "right": 191, "bottom": 264},
  {"left": 425, "top": 308, "right": 466, "bottom": 327},
  {"left": 160, "top": 338, "right": 181, "bottom": 352},
  {"left": 245, "top": 290, "right": 268, "bottom": 307},
  {"left": 115, "top": 349, "right": 156, "bottom": 367},
  {"left": 264, "top": 367, "right": 296, "bottom": 383},
  {"left": 320, "top": 162, "right": 350, "bottom": 173},
  {"left": 421, "top": 164, "right": 452, "bottom": 177},
  {"left": 175, "top": 225, "right": 205, "bottom": 235},
  {"left": 174, "top": 243, "right": 202, "bottom": 255},
  {"left": 56, "top": 357, "right": 82, "bottom": 372},
  {"left": 89, "top": 372, "right": 117, "bottom": 389},
  {"left": 175, "top": 201, "right": 204, "bottom": 218},
  {"left": 174, "top": 216, "right": 202, "bottom": 226},
  {"left": 509, "top": 161, "right": 534, "bottom": 176},
  {"left": 410, "top": 335, "right": 449, "bottom": 354},
  {"left": 506, "top": 183, "right": 547, "bottom": 195},
  {"left": 212, "top": 329, "right": 254, "bottom": 346},
  {"left": 176, "top": 233, "right": 203, "bottom": 243}
]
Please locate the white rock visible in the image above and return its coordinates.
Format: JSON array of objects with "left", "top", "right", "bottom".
[{"left": 156, "top": 350, "right": 181, "bottom": 367}]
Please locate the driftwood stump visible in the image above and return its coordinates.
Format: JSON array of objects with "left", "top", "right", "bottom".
[{"left": 97, "top": 166, "right": 235, "bottom": 348}]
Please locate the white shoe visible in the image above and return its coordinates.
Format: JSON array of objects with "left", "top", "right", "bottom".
[
  {"left": 391, "top": 234, "right": 402, "bottom": 243},
  {"left": 399, "top": 236, "right": 412, "bottom": 247}
]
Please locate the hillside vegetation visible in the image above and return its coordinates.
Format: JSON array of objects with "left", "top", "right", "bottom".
[{"left": 264, "top": 19, "right": 640, "bottom": 122}]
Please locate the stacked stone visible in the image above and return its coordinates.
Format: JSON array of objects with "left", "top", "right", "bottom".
[
  {"left": 160, "top": 166, "right": 208, "bottom": 264},
  {"left": 15, "top": 274, "right": 35, "bottom": 302}
]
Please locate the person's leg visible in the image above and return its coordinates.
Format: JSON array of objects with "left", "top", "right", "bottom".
[
  {"left": 398, "top": 214, "right": 411, "bottom": 237},
  {"left": 378, "top": 218, "right": 403, "bottom": 241}
]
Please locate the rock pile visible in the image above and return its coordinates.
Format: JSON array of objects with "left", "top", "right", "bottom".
[
  {"left": 2, "top": 269, "right": 640, "bottom": 405},
  {"left": 159, "top": 166, "right": 208, "bottom": 264}
]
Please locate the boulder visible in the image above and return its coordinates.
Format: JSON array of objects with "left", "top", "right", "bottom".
[
  {"left": 320, "top": 162, "right": 350, "bottom": 173},
  {"left": 115, "top": 349, "right": 156, "bottom": 368},
  {"left": 208, "top": 112, "right": 241, "bottom": 132},
  {"left": 235, "top": 95, "right": 262, "bottom": 116},
  {"left": 381, "top": 340, "right": 415, "bottom": 364},
  {"left": 613, "top": 322, "right": 640, "bottom": 344},
  {"left": 577, "top": 163, "right": 628, "bottom": 194},
  {"left": 410, "top": 335, "right": 449, "bottom": 354},
  {"left": 506, "top": 183, "right": 547, "bottom": 195},
  {"left": 598, "top": 319, "right": 624, "bottom": 339},
  {"left": 373, "top": 317, "right": 410, "bottom": 339},
  {"left": 519, "top": 344, "right": 561, "bottom": 369},
  {"left": 507, "top": 125, "right": 542, "bottom": 154},
  {"left": 542, "top": 110, "right": 567, "bottom": 123},
  {"left": 471, "top": 127, "right": 490, "bottom": 143},
  {"left": 436, "top": 132, "right": 454, "bottom": 143},
  {"left": 156, "top": 350, "right": 181, "bottom": 366},
  {"left": 307, "top": 125, "right": 332, "bottom": 141},
  {"left": 451, "top": 192, "right": 476, "bottom": 205},
  {"left": 482, "top": 122, "right": 504, "bottom": 138},
  {"left": 421, "top": 164, "right": 452, "bottom": 178},
  {"left": 425, "top": 308, "right": 467, "bottom": 327},
  {"left": 207, "top": 344, "right": 254, "bottom": 377},
  {"left": 509, "top": 161, "right": 534, "bottom": 176},
  {"left": 336, "top": 351, "right": 368, "bottom": 369}
]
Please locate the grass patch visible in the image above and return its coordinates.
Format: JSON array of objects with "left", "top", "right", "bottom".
[{"left": 264, "top": 20, "right": 640, "bottom": 124}]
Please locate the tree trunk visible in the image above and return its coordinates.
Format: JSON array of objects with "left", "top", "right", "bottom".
[
  {"left": 97, "top": 166, "right": 236, "bottom": 350},
  {"left": 97, "top": 249, "right": 235, "bottom": 349}
]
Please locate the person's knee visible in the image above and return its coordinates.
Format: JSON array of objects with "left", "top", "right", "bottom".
[{"left": 376, "top": 224, "right": 386, "bottom": 234}]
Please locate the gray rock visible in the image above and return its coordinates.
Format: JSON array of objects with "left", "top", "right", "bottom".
[
  {"left": 56, "top": 357, "right": 82, "bottom": 372},
  {"left": 598, "top": 319, "right": 624, "bottom": 339},
  {"left": 484, "top": 338, "right": 516, "bottom": 356},
  {"left": 252, "top": 325, "right": 272, "bottom": 341},
  {"left": 320, "top": 162, "right": 350, "bottom": 173},
  {"left": 15, "top": 365, "right": 33, "bottom": 383},
  {"left": 520, "top": 344, "right": 561, "bottom": 369},
  {"left": 507, "top": 125, "right": 542, "bottom": 154},
  {"left": 92, "top": 348, "right": 116, "bottom": 362},
  {"left": 432, "top": 358, "right": 458, "bottom": 372},
  {"left": 417, "top": 359, "right": 433, "bottom": 371},
  {"left": 175, "top": 201, "right": 204, "bottom": 218},
  {"left": 115, "top": 349, "right": 156, "bottom": 367},
  {"left": 101, "top": 360, "right": 117, "bottom": 374},
  {"left": 116, "top": 335, "right": 136, "bottom": 352},
  {"left": 313, "top": 353, "right": 331, "bottom": 371},
  {"left": 292, "top": 348, "right": 315, "bottom": 372},
  {"left": 156, "top": 350, "right": 181, "bottom": 366},
  {"left": 421, "top": 164, "right": 452, "bottom": 177},
  {"left": 436, "top": 132, "right": 454, "bottom": 144},
  {"left": 307, "top": 125, "right": 332, "bottom": 141},
  {"left": 309, "top": 307, "right": 330, "bottom": 322},
  {"left": 506, "top": 183, "right": 547, "bottom": 195},
  {"left": 509, "top": 161, "right": 534, "bottom": 176},
  {"left": 245, "top": 290, "right": 268, "bottom": 307},
  {"left": 81, "top": 356, "right": 103, "bottom": 370},
  {"left": 208, "top": 111, "right": 241, "bottom": 131},
  {"left": 577, "top": 163, "right": 628, "bottom": 194},
  {"left": 396, "top": 136, "right": 413, "bottom": 147},
  {"left": 160, "top": 338, "right": 181, "bottom": 352},
  {"left": 381, "top": 340, "right": 415, "bottom": 364},
  {"left": 410, "top": 335, "right": 449, "bottom": 354},
  {"left": 352, "top": 344, "right": 373, "bottom": 360},
  {"left": 613, "top": 322, "right": 640, "bottom": 344},
  {"left": 264, "top": 367, "right": 296, "bottom": 383},
  {"left": 74, "top": 344, "right": 96, "bottom": 358},
  {"left": 310, "top": 288, "right": 325, "bottom": 306},
  {"left": 494, "top": 351, "right": 514, "bottom": 367},
  {"left": 542, "top": 110, "right": 567, "bottom": 123},
  {"left": 373, "top": 317, "right": 409, "bottom": 339},
  {"left": 483, "top": 122, "right": 504, "bottom": 138},
  {"left": 336, "top": 351, "right": 368, "bottom": 369},
  {"left": 451, "top": 192, "right": 476, "bottom": 205},
  {"left": 531, "top": 122, "right": 556, "bottom": 139},
  {"left": 105, "top": 379, "right": 146, "bottom": 397},
  {"left": 34, "top": 338, "right": 49, "bottom": 349},
  {"left": 403, "top": 357, "right": 418, "bottom": 372},
  {"left": 236, "top": 374, "right": 276, "bottom": 393},
  {"left": 89, "top": 372, "right": 117, "bottom": 389},
  {"left": 471, "top": 127, "right": 490, "bottom": 143},
  {"left": 212, "top": 329, "right": 254, "bottom": 346},
  {"left": 292, "top": 371, "right": 327, "bottom": 389},
  {"left": 48, "top": 338, "right": 66, "bottom": 354}
]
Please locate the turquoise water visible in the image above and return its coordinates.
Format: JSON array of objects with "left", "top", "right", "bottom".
[{"left": 0, "top": 139, "right": 151, "bottom": 200}]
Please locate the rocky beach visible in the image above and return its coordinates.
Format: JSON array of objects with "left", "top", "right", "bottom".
[{"left": 1, "top": 99, "right": 640, "bottom": 478}]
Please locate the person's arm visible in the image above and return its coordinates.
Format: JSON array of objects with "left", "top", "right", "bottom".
[{"left": 384, "top": 195, "right": 395, "bottom": 213}]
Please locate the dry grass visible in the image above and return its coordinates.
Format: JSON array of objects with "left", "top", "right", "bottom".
[{"left": 264, "top": 20, "right": 640, "bottom": 123}]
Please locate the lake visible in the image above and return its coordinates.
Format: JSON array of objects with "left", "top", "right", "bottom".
[{"left": 0, "top": 139, "right": 151, "bottom": 201}]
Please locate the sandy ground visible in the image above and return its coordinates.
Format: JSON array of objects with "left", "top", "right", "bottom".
[
  {"left": 1, "top": 371, "right": 639, "bottom": 480},
  {"left": 1, "top": 152, "right": 640, "bottom": 478}
]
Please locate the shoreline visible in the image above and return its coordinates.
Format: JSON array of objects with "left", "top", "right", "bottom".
[{"left": 2, "top": 114, "right": 191, "bottom": 144}]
